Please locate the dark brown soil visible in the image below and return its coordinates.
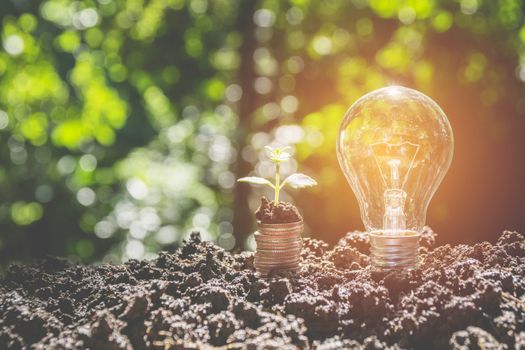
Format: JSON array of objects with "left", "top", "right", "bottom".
[
  {"left": 1, "top": 227, "right": 524, "bottom": 349},
  {"left": 255, "top": 197, "right": 302, "bottom": 224}
]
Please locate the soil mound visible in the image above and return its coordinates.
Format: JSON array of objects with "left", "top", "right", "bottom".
[{"left": 1, "top": 227, "right": 524, "bottom": 349}]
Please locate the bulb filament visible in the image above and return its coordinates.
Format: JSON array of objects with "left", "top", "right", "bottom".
[
  {"left": 383, "top": 159, "right": 407, "bottom": 235},
  {"left": 371, "top": 142, "right": 419, "bottom": 236},
  {"left": 388, "top": 159, "right": 401, "bottom": 189}
]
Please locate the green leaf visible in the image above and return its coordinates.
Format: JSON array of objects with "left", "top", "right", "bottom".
[
  {"left": 280, "top": 173, "right": 317, "bottom": 189},
  {"left": 237, "top": 176, "right": 274, "bottom": 188}
]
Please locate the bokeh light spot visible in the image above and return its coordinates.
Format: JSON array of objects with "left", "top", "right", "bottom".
[
  {"left": 218, "top": 233, "right": 235, "bottom": 250},
  {"left": 127, "top": 178, "right": 149, "bottom": 200},
  {"left": 0, "top": 110, "right": 9, "bottom": 130},
  {"left": 77, "top": 188, "right": 96, "bottom": 206},
  {"left": 280, "top": 95, "right": 299, "bottom": 114},
  {"left": 79, "top": 154, "right": 97, "bottom": 172},
  {"left": 35, "top": 185, "right": 54, "bottom": 203},
  {"left": 126, "top": 239, "right": 145, "bottom": 259},
  {"left": 10, "top": 202, "right": 43, "bottom": 226},
  {"left": 312, "top": 36, "right": 332, "bottom": 55},
  {"left": 155, "top": 226, "right": 178, "bottom": 244},
  {"left": 253, "top": 9, "right": 275, "bottom": 27},
  {"left": 254, "top": 77, "right": 272, "bottom": 94},
  {"left": 3, "top": 35, "right": 24, "bottom": 56}
]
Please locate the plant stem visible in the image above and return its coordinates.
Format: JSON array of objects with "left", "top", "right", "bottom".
[{"left": 274, "top": 161, "right": 280, "bottom": 204}]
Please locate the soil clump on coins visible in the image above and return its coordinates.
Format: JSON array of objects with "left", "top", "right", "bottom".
[{"left": 255, "top": 197, "right": 302, "bottom": 224}]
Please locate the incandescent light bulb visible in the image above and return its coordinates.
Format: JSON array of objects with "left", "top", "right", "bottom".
[{"left": 337, "top": 86, "right": 454, "bottom": 270}]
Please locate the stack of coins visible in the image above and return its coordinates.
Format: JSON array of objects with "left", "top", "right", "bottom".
[{"left": 254, "top": 221, "right": 303, "bottom": 276}]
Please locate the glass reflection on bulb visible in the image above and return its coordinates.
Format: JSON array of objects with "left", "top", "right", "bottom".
[{"left": 337, "top": 86, "right": 454, "bottom": 269}]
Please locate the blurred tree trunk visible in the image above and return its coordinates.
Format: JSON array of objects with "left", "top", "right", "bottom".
[{"left": 233, "top": 0, "right": 257, "bottom": 248}]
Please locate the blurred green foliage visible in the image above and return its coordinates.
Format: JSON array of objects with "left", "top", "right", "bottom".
[
  {"left": 0, "top": 0, "right": 524, "bottom": 264},
  {"left": 0, "top": 0, "right": 241, "bottom": 264}
]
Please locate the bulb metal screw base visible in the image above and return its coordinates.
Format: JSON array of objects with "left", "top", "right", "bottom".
[
  {"left": 369, "top": 231, "right": 421, "bottom": 271},
  {"left": 254, "top": 220, "right": 303, "bottom": 277}
]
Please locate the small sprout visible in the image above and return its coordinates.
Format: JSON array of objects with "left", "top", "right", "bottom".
[
  {"left": 265, "top": 145, "right": 292, "bottom": 162},
  {"left": 238, "top": 145, "right": 317, "bottom": 204}
]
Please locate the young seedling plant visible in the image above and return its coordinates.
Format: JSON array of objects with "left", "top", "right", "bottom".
[{"left": 238, "top": 146, "right": 317, "bottom": 204}]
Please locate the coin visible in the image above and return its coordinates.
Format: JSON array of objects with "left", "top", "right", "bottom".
[
  {"left": 256, "top": 245, "right": 301, "bottom": 251},
  {"left": 255, "top": 233, "right": 301, "bottom": 239},
  {"left": 256, "top": 239, "right": 301, "bottom": 243},
  {"left": 255, "top": 253, "right": 300, "bottom": 258},
  {"left": 255, "top": 235, "right": 301, "bottom": 241},
  {"left": 256, "top": 246, "right": 302, "bottom": 252},
  {"left": 258, "top": 233, "right": 301, "bottom": 238},
  {"left": 257, "top": 244, "right": 302, "bottom": 252},
  {"left": 255, "top": 257, "right": 298, "bottom": 262},
  {"left": 256, "top": 232, "right": 301, "bottom": 238},
  {"left": 255, "top": 230, "right": 302, "bottom": 237},
  {"left": 254, "top": 233, "right": 301, "bottom": 241},
  {"left": 255, "top": 244, "right": 300, "bottom": 250},
  {"left": 255, "top": 243, "right": 301, "bottom": 250},
  {"left": 256, "top": 252, "right": 301, "bottom": 258},
  {"left": 254, "top": 259, "right": 300, "bottom": 266},
  {"left": 255, "top": 241, "right": 302, "bottom": 249},
  {"left": 255, "top": 237, "right": 301, "bottom": 242},
  {"left": 254, "top": 252, "right": 300, "bottom": 259},
  {"left": 255, "top": 242, "right": 301, "bottom": 248},
  {"left": 254, "top": 256, "right": 300, "bottom": 262},
  {"left": 256, "top": 250, "right": 302, "bottom": 257}
]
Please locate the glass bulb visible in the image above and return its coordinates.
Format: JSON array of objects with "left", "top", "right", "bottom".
[{"left": 337, "top": 86, "right": 454, "bottom": 269}]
